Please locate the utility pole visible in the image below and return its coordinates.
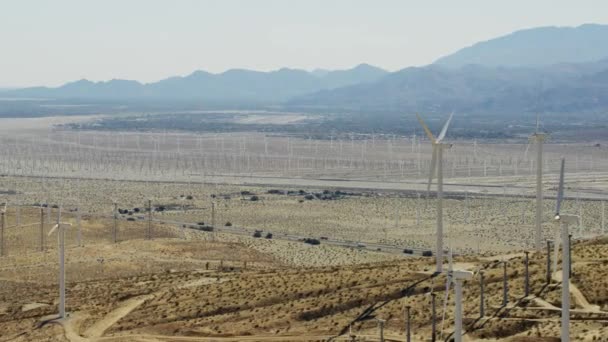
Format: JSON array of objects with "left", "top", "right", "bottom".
[
  {"left": 602, "top": 201, "right": 605, "bottom": 235},
  {"left": 147, "top": 199, "right": 152, "bottom": 240},
  {"left": 76, "top": 207, "right": 82, "bottom": 247},
  {"left": 211, "top": 201, "right": 215, "bottom": 228},
  {"left": 376, "top": 319, "right": 385, "bottom": 342},
  {"left": 546, "top": 240, "right": 552, "bottom": 284},
  {"left": 416, "top": 193, "right": 421, "bottom": 227},
  {"left": 502, "top": 261, "right": 508, "bottom": 306},
  {"left": 479, "top": 271, "right": 485, "bottom": 318},
  {"left": 113, "top": 201, "right": 118, "bottom": 243},
  {"left": 524, "top": 251, "right": 530, "bottom": 297},
  {"left": 405, "top": 305, "right": 411, "bottom": 342},
  {"left": 16, "top": 204, "right": 20, "bottom": 228},
  {"left": 431, "top": 292, "right": 437, "bottom": 342},
  {"left": 0, "top": 211, "right": 5, "bottom": 257},
  {"left": 40, "top": 207, "right": 45, "bottom": 251}
]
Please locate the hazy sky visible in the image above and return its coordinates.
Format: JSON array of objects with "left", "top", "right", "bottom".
[{"left": 1, "top": 0, "right": 606, "bottom": 87}]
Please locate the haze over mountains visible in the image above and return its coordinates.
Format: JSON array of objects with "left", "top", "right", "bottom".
[{"left": 4, "top": 23, "right": 608, "bottom": 114}]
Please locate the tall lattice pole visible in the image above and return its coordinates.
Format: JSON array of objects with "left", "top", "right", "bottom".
[
  {"left": 0, "top": 211, "right": 5, "bottom": 257},
  {"left": 40, "top": 206, "right": 45, "bottom": 251},
  {"left": 147, "top": 199, "right": 152, "bottom": 240},
  {"left": 113, "top": 202, "right": 118, "bottom": 243}
]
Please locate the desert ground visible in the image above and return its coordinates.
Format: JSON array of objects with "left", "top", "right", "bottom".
[{"left": 1, "top": 117, "right": 608, "bottom": 341}]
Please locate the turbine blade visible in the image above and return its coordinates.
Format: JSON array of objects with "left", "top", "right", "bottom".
[
  {"left": 416, "top": 114, "right": 436, "bottom": 143},
  {"left": 436, "top": 112, "right": 454, "bottom": 142},
  {"left": 523, "top": 141, "right": 532, "bottom": 160},
  {"left": 556, "top": 158, "right": 565, "bottom": 216},
  {"left": 48, "top": 224, "right": 59, "bottom": 236},
  {"left": 427, "top": 146, "right": 438, "bottom": 197}
]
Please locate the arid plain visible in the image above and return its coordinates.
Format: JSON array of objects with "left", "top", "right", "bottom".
[{"left": 1, "top": 117, "right": 608, "bottom": 341}]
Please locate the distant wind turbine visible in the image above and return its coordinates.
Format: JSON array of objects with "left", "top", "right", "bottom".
[{"left": 529, "top": 114, "right": 547, "bottom": 252}]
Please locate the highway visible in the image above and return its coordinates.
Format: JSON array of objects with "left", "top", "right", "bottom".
[{"left": 149, "top": 217, "right": 434, "bottom": 257}]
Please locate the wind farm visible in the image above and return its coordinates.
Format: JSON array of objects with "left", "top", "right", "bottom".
[
  {"left": 1, "top": 112, "right": 608, "bottom": 341},
  {"left": 3, "top": 5, "right": 608, "bottom": 340}
]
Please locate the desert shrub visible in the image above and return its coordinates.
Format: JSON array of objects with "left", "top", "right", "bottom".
[
  {"left": 267, "top": 189, "right": 283, "bottom": 194},
  {"left": 304, "top": 238, "right": 321, "bottom": 245},
  {"left": 199, "top": 226, "right": 214, "bottom": 232},
  {"left": 403, "top": 248, "right": 414, "bottom": 254},
  {"left": 304, "top": 195, "right": 315, "bottom": 200},
  {"left": 186, "top": 195, "right": 193, "bottom": 200},
  {"left": 241, "top": 191, "right": 252, "bottom": 196},
  {"left": 133, "top": 208, "right": 140, "bottom": 213},
  {"left": 127, "top": 217, "right": 136, "bottom": 221},
  {"left": 422, "top": 250, "right": 433, "bottom": 257},
  {"left": 225, "top": 222, "right": 232, "bottom": 226},
  {"left": 265, "top": 233, "right": 273, "bottom": 239},
  {"left": 250, "top": 195, "right": 259, "bottom": 201},
  {"left": 253, "top": 231, "right": 262, "bottom": 238},
  {"left": 198, "top": 221, "right": 205, "bottom": 226}
]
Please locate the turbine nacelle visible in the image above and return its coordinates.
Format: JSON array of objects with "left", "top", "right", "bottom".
[{"left": 452, "top": 270, "right": 473, "bottom": 281}]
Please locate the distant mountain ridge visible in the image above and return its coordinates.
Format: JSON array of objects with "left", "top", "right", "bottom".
[
  {"left": 289, "top": 23, "right": 608, "bottom": 114},
  {"left": 435, "top": 24, "right": 608, "bottom": 68},
  {"left": 288, "top": 58, "right": 608, "bottom": 114},
  {"left": 6, "top": 23, "right": 608, "bottom": 115},
  {"left": 7, "top": 64, "right": 388, "bottom": 104}
]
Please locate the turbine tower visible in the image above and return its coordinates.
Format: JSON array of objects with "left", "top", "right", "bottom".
[
  {"left": 452, "top": 270, "right": 473, "bottom": 342},
  {"left": 554, "top": 157, "right": 577, "bottom": 342},
  {"left": 417, "top": 112, "right": 454, "bottom": 273},
  {"left": 47, "top": 206, "right": 73, "bottom": 319},
  {"left": 530, "top": 115, "right": 547, "bottom": 252}
]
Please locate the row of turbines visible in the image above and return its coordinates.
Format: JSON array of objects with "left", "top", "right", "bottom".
[
  {"left": 417, "top": 112, "right": 589, "bottom": 341},
  {"left": 0, "top": 130, "right": 605, "bottom": 184}
]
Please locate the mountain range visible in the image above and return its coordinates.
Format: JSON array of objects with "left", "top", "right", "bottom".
[
  {"left": 5, "top": 64, "right": 388, "bottom": 104},
  {"left": 434, "top": 24, "right": 608, "bottom": 68},
  {"left": 4, "top": 23, "right": 608, "bottom": 114}
]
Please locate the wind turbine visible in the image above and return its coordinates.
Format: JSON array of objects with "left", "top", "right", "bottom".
[
  {"left": 47, "top": 206, "right": 73, "bottom": 319},
  {"left": 416, "top": 112, "right": 454, "bottom": 273},
  {"left": 529, "top": 115, "right": 547, "bottom": 252},
  {"left": 554, "top": 157, "right": 576, "bottom": 342}
]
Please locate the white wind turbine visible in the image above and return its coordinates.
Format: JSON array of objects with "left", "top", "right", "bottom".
[
  {"left": 553, "top": 157, "right": 576, "bottom": 342},
  {"left": 417, "top": 112, "right": 454, "bottom": 273},
  {"left": 528, "top": 115, "right": 547, "bottom": 252},
  {"left": 47, "top": 206, "right": 73, "bottom": 319}
]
